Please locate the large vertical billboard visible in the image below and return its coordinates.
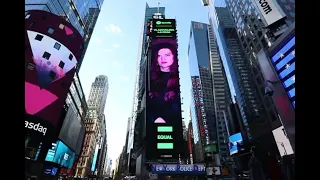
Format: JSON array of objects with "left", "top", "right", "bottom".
[
  {"left": 146, "top": 19, "right": 183, "bottom": 161},
  {"left": 25, "top": 10, "right": 83, "bottom": 131},
  {"left": 270, "top": 35, "right": 295, "bottom": 108}
]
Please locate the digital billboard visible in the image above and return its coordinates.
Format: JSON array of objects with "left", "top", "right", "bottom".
[
  {"left": 25, "top": 10, "right": 83, "bottom": 128},
  {"left": 146, "top": 19, "right": 183, "bottom": 160},
  {"left": 151, "top": 19, "right": 177, "bottom": 38},
  {"left": 91, "top": 145, "right": 99, "bottom": 172},
  {"left": 45, "top": 140, "right": 76, "bottom": 169},
  {"left": 43, "top": 166, "right": 59, "bottom": 176},
  {"left": 59, "top": 107, "right": 83, "bottom": 152},
  {"left": 270, "top": 35, "right": 295, "bottom": 108},
  {"left": 151, "top": 164, "right": 206, "bottom": 175},
  {"left": 272, "top": 126, "right": 294, "bottom": 157},
  {"left": 228, "top": 133, "right": 244, "bottom": 155}
]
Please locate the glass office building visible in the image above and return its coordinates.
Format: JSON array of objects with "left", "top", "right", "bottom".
[
  {"left": 127, "top": 2, "right": 165, "bottom": 172},
  {"left": 189, "top": 21, "right": 232, "bottom": 164},
  {"left": 25, "top": 0, "right": 104, "bottom": 71}
]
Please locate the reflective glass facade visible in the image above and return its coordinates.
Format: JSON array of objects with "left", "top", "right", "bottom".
[
  {"left": 65, "top": 72, "right": 88, "bottom": 123},
  {"left": 207, "top": 0, "right": 282, "bottom": 140},
  {"left": 224, "top": 0, "right": 295, "bottom": 138},
  {"left": 128, "top": 2, "right": 165, "bottom": 155},
  {"left": 188, "top": 22, "right": 217, "bottom": 162}
]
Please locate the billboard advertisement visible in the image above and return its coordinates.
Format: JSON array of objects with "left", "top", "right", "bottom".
[
  {"left": 146, "top": 19, "right": 183, "bottom": 160},
  {"left": 228, "top": 133, "right": 244, "bottom": 155},
  {"left": 59, "top": 107, "right": 83, "bottom": 152},
  {"left": 25, "top": 10, "right": 83, "bottom": 128},
  {"left": 270, "top": 35, "right": 295, "bottom": 108},
  {"left": 151, "top": 164, "right": 206, "bottom": 175},
  {"left": 45, "top": 140, "right": 76, "bottom": 169},
  {"left": 272, "top": 126, "right": 294, "bottom": 157},
  {"left": 252, "top": 0, "right": 286, "bottom": 26},
  {"left": 91, "top": 144, "right": 100, "bottom": 172},
  {"left": 257, "top": 30, "right": 295, "bottom": 152},
  {"left": 43, "top": 166, "right": 59, "bottom": 176}
]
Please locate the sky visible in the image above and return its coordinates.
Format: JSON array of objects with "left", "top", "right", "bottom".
[{"left": 78, "top": 0, "right": 211, "bottom": 167}]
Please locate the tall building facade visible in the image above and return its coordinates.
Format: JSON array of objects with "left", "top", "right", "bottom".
[
  {"left": 25, "top": 0, "right": 104, "bottom": 71},
  {"left": 127, "top": 3, "right": 165, "bottom": 173},
  {"left": 87, "top": 75, "right": 109, "bottom": 115},
  {"left": 76, "top": 75, "right": 109, "bottom": 178},
  {"left": 97, "top": 114, "right": 108, "bottom": 177},
  {"left": 188, "top": 21, "right": 232, "bottom": 168},
  {"left": 202, "top": 0, "right": 295, "bottom": 174}
]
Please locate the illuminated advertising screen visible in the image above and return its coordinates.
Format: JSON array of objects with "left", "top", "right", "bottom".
[
  {"left": 270, "top": 35, "right": 295, "bottom": 108},
  {"left": 146, "top": 19, "right": 183, "bottom": 160},
  {"left": 272, "top": 126, "right": 294, "bottom": 157},
  {"left": 228, "top": 133, "right": 244, "bottom": 155},
  {"left": 25, "top": 10, "right": 83, "bottom": 128},
  {"left": 152, "top": 19, "right": 176, "bottom": 38},
  {"left": 91, "top": 145, "right": 99, "bottom": 172},
  {"left": 191, "top": 76, "right": 209, "bottom": 144},
  {"left": 151, "top": 164, "right": 206, "bottom": 175},
  {"left": 43, "top": 166, "right": 59, "bottom": 176},
  {"left": 45, "top": 140, "right": 76, "bottom": 169}
]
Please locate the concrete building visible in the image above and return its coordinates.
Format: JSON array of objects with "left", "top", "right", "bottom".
[{"left": 75, "top": 75, "right": 109, "bottom": 177}]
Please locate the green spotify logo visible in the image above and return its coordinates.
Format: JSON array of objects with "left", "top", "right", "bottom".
[{"left": 156, "top": 21, "right": 172, "bottom": 25}]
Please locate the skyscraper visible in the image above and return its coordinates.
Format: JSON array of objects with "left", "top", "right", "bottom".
[
  {"left": 127, "top": 3, "right": 165, "bottom": 172},
  {"left": 188, "top": 21, "right": 232, "bottom": 167},
  {"left": 76, "top": 75, "right": 109, "bottom": 178},
  {"left": 87, "top": 75, "right": 109, "bottom": 115},
  {"left": 25, "top": 0, "right": 104, "bottom": 71},
  {"left": 205, "top": 0, "right": 294, "bottom": 145},
  {"left": 203, "top": 0, "right": 295, "bottom": 172}
]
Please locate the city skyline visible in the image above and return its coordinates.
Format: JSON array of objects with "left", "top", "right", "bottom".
[{"left": 78, "top": 0, "right": 210, "bottom": 167}]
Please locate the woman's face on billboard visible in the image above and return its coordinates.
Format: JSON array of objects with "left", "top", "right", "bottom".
[{"left": 157, "top": 48, "right": 174, "bottom": 72}]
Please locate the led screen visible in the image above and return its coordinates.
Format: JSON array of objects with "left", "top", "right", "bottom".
[
  {"left": 228, "top": 133, "right": 244, "bottom": 155},
  {"left": 270, "top": 35, "right": 295, "bottom": 108},
  {"left": 45, "top": 140, "right": 75, "bottom": 169},
  {"left": 58, "top": 107, "right": 82, "bottom": 152},
  {"left": 146, "top": 19, "right": 183, "bottom": 160},
  {"left": 272, "top": 126, "right": 294, "bottom": 157},
  {"left": 91, "top": 145, "right": 99, "bottom": 172},
  {"left": 25, "top": 10, "right": 83, "bottom": 127},
  {"left": 44, "top": 166, "right": 59, "bottom": 176}
]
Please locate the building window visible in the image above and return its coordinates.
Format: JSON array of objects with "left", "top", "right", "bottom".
[
  {"left": 54, "top": 42, "right": 61, "bottom": 50},
  {"left": 284, "top": 5, "right": 292, "bottom": 10},
  {"left": 42, "top": 52, "right": 51, "bottom": 60},
  {"left": 35, "top": 34, "right": 43, "bottom": 41},
  {"left": 48, "top": 28, "right": 54, "bottom": 34},
  {"left": 289, "top": 12, "right": 295, "bottom": 18}
]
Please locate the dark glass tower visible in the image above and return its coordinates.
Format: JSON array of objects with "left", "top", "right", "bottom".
[
  {"left": 25, "top": 0, "right": 104, "bottom": 71},
  {"left": 188, "top": 21, "right": 232, "bottom": 169},
  {"left": 128, "top": 2, "right": 165, "bottom": 174}
]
